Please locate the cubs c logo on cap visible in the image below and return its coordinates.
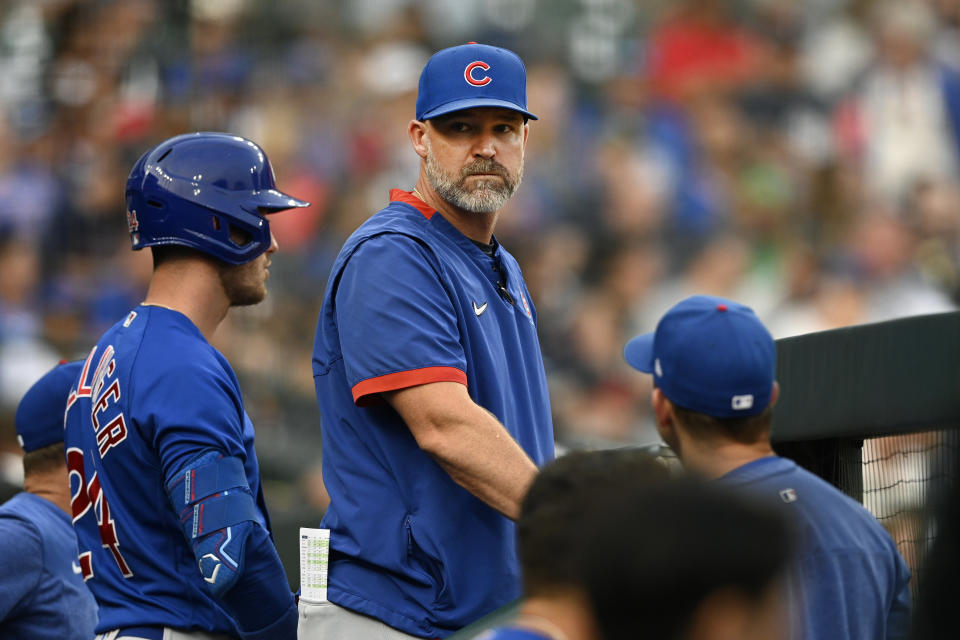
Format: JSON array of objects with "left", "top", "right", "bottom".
[
  {"left": 464, "top": 61, "right": 492, "bottom": 86},
  {"left": 416, "top": 44, "right": 537, "bottom": 121}
]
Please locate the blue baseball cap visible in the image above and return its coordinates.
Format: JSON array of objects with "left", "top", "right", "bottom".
[
  {"left": 416, "top": 43, "right": 538, "bottom": 121},
  {"left": 623, "top": 295, "right": 776, "bottom": 418},
  {"left": 15, "top": 360, "right": 83, "bottom": 452}
]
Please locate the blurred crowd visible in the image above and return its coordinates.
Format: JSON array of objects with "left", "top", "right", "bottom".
[{"left": 1, "top": 0, "right": 959, "bottom": 531}]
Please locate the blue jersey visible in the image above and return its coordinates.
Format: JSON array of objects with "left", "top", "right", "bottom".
[
  {"left": 719, "top": 456, "right": 912, "bottom": 640},
  {"left": 0, "top": 492, "right": 98, "bottom": 639},
  {"left": 312, "top": 190, "right": 555, "bottom": 637},
  {"left": 63, "top": 305, "right": 275, "bottom": 635}
]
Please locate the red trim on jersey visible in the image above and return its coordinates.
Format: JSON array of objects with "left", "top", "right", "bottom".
[
  {"left": 390, "top": 189, "right": 435, "bottom": 220},
  {"left": 352, "top": 366, "right": 467, "bottom": 406}
]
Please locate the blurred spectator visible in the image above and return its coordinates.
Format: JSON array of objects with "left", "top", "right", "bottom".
[
  {"left": 0, "top": 235, "right": 60, "bottom": 405},
  {"left": 836, "top": 0, "right": 960, "bottom": 203},
  {"left": 844, "top": 209, "right": 955, "bottom": 321},
  {"left": 0, "top": 118, "right": 61, "bottom": 240},
  {"left": 644, "top": 0, "right": 759, "bottom": 104}
]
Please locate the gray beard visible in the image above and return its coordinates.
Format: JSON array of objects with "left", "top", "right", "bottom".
[{"left": 425, "top": 148, "right": 523, "bottom": 214}]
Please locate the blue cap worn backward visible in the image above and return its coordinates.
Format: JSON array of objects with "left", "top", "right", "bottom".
[
  {"left": 15, "top": 360, "right": 83, "bottom": 452},
  {"left": 416, "top": 43, "right": 538, "bottom": 121},
  {"left": 624, "top": 295, "right": 776, "bottom": 418}
]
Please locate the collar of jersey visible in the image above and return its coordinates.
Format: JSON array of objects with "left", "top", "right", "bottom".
[
  {"left": 136, "top": 303, "right": 208, "bottom": 342},
  {"left": 716, "top": 455, "right": 795, "bottom": 486},
  {"left": 22, "top": 491, "right": 72, "bottom": 526},
  {"left": 390, "top": 189, "right": 436, "bottom": 220},
  {"left": 389, "top": 188, "right": 504, "bottom": 268}
]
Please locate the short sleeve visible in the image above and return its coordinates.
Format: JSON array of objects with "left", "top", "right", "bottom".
[
  {"left": 336, "top": 234, "right": 467, "bottom": 405},
  {"left": 0, "top": 517, "right": 43, "bottom": 619}
]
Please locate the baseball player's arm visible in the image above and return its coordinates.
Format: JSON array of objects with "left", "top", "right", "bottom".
[
  {"left": 384, "top": 381, "right": 537, "bottom": 520},
  {"left": 153, "top": 367, "right": 296, "bottom": 640},
  {"left": 165, "top": 451, "right": 296, "bottom": 640}
]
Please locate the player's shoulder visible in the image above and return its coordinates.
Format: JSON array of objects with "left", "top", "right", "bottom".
[
  {"left": 119, "top": 306, "right": 235, "bottom": 385},
  {"left": 788, "top": 464, "right": 859, "bottom": 503},
  {"left": 350, "top": 205, "right": 433, "bottom": 247},
  {"left": 130, "top": 306, "right": 216, "bottom": 355},
  {"left": 100, "top": 305, "right": 205, "bottom": 352},
  {"left": 354, "top": 228, "right": 433, "bottom": 260},
  {"left": 778, "top": 463, "right": 855, "bottom": 506},
  {"left": 0, "top": 496, "right": 44, "bottom": 550},
  {"left": 785, "top": 464, "right": 895, "bottom": 537},
  {"left": 140, "top": 344, "right": 234, "bottom": 390},
  {"left": 346, "top": 190, "right": 443, "bottom": 244},
  {"left": 336, "top": 218, "right": 438, "bottom": 281},
  {"left": 0, "top": 516, "right": 43, "bottom": 586}
]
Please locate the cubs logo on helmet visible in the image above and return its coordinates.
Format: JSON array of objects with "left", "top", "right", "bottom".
[{"left": 126, "top": 209, "right": 139, "bottom": 233}]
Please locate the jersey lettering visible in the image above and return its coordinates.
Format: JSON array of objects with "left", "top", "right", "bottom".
[
  {"left": 88, "top": 347, "right": 128, "bottom": 458},
  {"left": 91, "top": 346, "right": 116, "bottom": 403},
  {"left": 67, "top": 447, "right": 92, "bottom": 522},
  {"left": 66, "top": 346, "right": 98, "bottom": 412},
  {"left": 67, "top": 447, "right": 133, "bottom": 578},
  {"left": 78, "top": 551, "right": 93, "bottom": 581},
  {"left": 97, "top": 414, "right": 128, "bottom": 457},
  {"left": 91, "top": 379, "right": 120, "bottom": 429},
  {"left": 87, "top": 471, "right": 133, "bottom": 577}
]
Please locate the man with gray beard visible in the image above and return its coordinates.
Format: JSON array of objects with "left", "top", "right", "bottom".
[{"left": 303, "top": 44, "right": 555, "bottom": 640}]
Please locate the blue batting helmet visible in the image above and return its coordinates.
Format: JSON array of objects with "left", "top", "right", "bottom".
[{"left": 125, "top": 132, "right": 309, "bottom": 265}]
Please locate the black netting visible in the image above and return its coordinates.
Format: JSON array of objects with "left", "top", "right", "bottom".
[{"left": 858, "top": 430, "right": 959, "bottom": 602}]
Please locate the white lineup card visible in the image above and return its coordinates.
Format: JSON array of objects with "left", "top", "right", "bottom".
[{"left": 299, "top": 527, "right": 330, "bottom": 603}]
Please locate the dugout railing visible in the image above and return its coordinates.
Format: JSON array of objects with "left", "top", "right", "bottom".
[{"left": 449, "top": 311, "right": 960, "bottom": 638}]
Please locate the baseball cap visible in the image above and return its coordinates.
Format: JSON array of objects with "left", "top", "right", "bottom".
[
  {"left": 416, "top": 43, "right": 538, "bottom": 121},
  {"left": 623, "top": 295, "right": 776, "bottom": 418},
  {"left": 15, "top": 360, "right": 83, "bottom": 452}
]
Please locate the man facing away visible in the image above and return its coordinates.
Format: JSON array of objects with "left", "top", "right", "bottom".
[
  {"left": 0, "top": 361, "right": 97, "bottom": 639},
  {"left": 307, "top": 43, "right": 554, "bottom": 639},
  {"left": 478, "top": 448, "right": 793, "bottom": 640},
  {"left": 64, "top": 132, "right": 308, "bottom": 640},
  {"left": 623, "top": 294, "right": 912, "bottom": 640},
  {"left": 479, "top": 449, "right": 670, "bottom": 640}
]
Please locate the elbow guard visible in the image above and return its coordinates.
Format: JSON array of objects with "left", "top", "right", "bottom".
[{"left": 166, "top": 452, "right": 259, "bottom": 599}]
